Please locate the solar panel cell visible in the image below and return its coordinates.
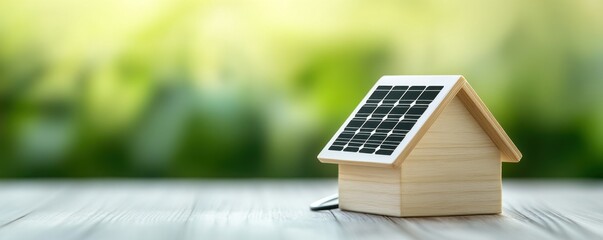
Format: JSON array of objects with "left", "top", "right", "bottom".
[
  {"left": 347, "top": 118, "right": 365, "bottom": 128},
  {"left": 426, "top": 86, "right": 443, "bottom": 91},
  {"left": 418, "top": 91, "right": 439, "bottom": 101},
  {"left": 373, "top": 104, "right": 394, "bottom": 116},
  {"left": 409, "top": 86, "right": 426, "bottom": 91},
  {"left": 375, "top": 149, "right": 394, "bottom": 155},
  {"left": 367, "top": 86, "right": 392, "bottom": 103},
  {"left": 357, "top": 104, "right": 377, "bottom": 115},
  {"left": 392, "top": 86, "right": 409, "bottom": 91},
  {"left": 359, "top": 147, "right": 377, "bottom": 154},
  {"left": 367, "top": 133, "right": 387, "bottom": 142},
  {"left": 383, "top": 90, "right": 405, "bottom": 103},
  {"left": 388, "top": 104, "right": 410, "bottom": 118},
  {"left": 406, "top": 105, "right": 428, "bottom": 115},
  {"left": 375, "top": 119, "right": 398, "bottom": 133},
  {"left": 343, "top": 146, "right": 360, "bottom": 152},
  {"left": 399, "top": 91, "right": 423, "bottom": 103},
  {"left": 359, "top": 119, "right": 377, "bottom": 130}
]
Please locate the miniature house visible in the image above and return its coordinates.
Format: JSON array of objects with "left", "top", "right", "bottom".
[{"left": 318, "top": 75, "right": 521, "bottom": 217}]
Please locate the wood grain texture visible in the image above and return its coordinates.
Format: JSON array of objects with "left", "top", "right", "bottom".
[
  {"left": 400, "top": 96, "right": 501, "bottom": 217},
  {"left": 457, "top": 81, "right": 522, "bottom": 162},
  {"left": 339, "top": 164, "right": 401, "bottom": 216},
  {"left": 0, "top": 180, "right": 602, "bottom": 240}
]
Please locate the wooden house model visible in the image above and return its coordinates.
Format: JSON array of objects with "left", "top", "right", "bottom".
[{"left": 318, "top": 75, "right": 521, "bottom": 217}]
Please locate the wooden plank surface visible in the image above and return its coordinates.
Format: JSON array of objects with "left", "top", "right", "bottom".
[{"left": 0, "top": 180, "right": 602, "bottom": 240}]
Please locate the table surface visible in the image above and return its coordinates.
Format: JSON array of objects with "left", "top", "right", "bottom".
[{"left": 0, "top": 180, "right": 602, "bottom": 240}]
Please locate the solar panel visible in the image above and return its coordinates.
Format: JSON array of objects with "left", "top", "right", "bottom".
[
  {"left": 327, "top": 85, "right": 444, "bottom": 156},
  {"left": 318, "top": 75, "right": 462, "bottom": 166}
]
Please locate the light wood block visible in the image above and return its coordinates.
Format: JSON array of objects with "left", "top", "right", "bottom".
[{"left": 339, "top": 164, "right": 401, "bottom": 216}]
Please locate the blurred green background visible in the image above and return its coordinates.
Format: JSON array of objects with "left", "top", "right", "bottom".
[{"left": 1, "top": 0, "right": 603, "bottom": 178}]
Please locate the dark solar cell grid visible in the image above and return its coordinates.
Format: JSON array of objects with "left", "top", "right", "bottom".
[{"left": 328, "top": 85, "right": 443, "bottom": 155}]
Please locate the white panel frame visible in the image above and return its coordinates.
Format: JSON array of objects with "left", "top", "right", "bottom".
[{"left": 318, "top": 75, "right": 462, "bottom": 165}]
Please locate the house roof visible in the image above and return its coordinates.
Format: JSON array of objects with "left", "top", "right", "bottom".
[{"left": 318, "top": 75, "right": 522, "bottom": 168}]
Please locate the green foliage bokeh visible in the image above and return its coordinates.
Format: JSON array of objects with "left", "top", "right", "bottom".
[{"left": 1, "top": 0, "right": 603, "bottom": 178}]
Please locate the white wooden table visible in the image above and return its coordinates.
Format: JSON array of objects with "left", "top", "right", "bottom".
[{"left": 0, "top": 180, "right": 602, "bottom": 240}]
